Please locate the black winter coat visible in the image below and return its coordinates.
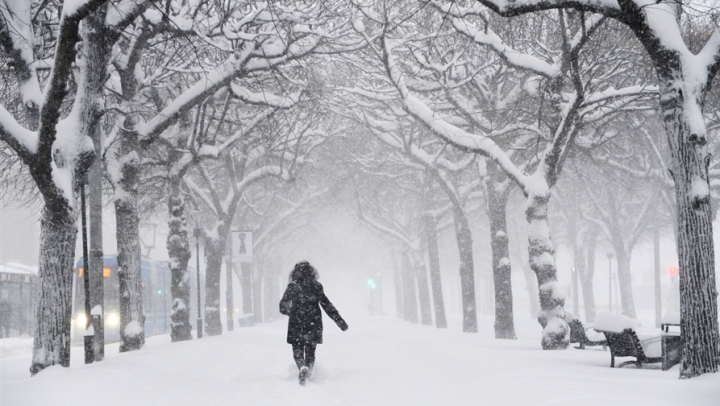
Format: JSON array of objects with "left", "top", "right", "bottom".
[{"left": 279, "top": 279, "right": 347, "bottom": 345}]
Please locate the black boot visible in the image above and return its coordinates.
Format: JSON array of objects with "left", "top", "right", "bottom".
[{"left": 299, "top": 366, "right": 309, "bottom": 386}]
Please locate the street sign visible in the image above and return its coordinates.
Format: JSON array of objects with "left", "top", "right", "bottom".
[{"left": 231, "top": 231, "right": 253, "bottom": 263}]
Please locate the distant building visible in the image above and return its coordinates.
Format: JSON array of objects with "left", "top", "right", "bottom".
[
  {"left": 0, "top": 262, "right": 39, "bottom": 337},
  {"left": 0, "top": 203, "right": 41, "bottom": 266}
]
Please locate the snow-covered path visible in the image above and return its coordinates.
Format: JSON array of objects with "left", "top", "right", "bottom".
[{"left": 2, "top": 316, "right": 720, "bottom": 406}]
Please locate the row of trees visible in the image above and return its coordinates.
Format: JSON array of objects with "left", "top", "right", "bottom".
[
  {"left": 0, "top": 0, "right": 355, "bottom": 374},
  {"left": 1, "top": 0, "right": 718, "bottom": 379}
]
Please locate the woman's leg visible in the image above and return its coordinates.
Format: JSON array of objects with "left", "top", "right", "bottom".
[
  {"left": 305, "top": 344, "right": 316, "bottom": 372},
  {"left": 292, "top": 344, "right": 305, "bottom": 369}
]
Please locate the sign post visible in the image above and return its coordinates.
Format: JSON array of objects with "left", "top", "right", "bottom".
[
  {"left": 230, "top": 231, "right": 253, "bottom": 327},
  {"left": 231, "top": 231, "right": 253, "bottom": 263}
]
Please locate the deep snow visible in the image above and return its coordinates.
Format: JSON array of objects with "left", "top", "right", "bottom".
[{"left": 2, "top": 315, "right": 720, "bottom": 406}]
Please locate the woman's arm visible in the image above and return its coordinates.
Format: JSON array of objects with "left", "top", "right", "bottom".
[
  {"left": 279, "top": 283, "right": 295, "bottom": 316},
  {"left": 318, "top": 284, "right": 348, "bottom": 331}
]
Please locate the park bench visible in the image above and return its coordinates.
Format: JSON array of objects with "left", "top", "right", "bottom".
[
  {"left": 593, "top": 311, "right": 666, "bottom": 369},
  {"left": 568, "top": 319, "right": 607, "bottom": 350},
  {"left": 598, "top": 328, "right": 662, "bottom": 368},
  {"left": 660, "top": 312, "right": 682, "bottom": 371}
]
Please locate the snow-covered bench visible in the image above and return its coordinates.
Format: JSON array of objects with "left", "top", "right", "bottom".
[
  {"left": 568, "top": 318, "right": 607, "bottom": 350},
  {"left": 593, "top": 312, "right": 662, "bottom": 369}
]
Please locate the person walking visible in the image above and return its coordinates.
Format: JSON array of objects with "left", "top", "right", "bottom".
[{"left": 279, "top": 260, "right": 348, "bottom": 385}]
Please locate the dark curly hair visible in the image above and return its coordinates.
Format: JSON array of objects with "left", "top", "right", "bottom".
[{"left": 290, "top": 260, "right": 319, "bottom": 283}]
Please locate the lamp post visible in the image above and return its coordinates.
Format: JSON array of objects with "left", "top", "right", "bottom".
[
  {"left": 80, "top": 178, "right": 94, "bottom": 364},
  {"left": 607, "top": 252, "right": 614, "bottom": 313},
  {"left": 194, "top": 227, "right": 203, "bottom": 339}
]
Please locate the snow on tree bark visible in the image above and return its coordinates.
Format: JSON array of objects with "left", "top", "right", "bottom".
[
  {"left": 486, "top": 170, "right": 516, "bottom": 339},
  {"left": 166, "top": 180, "right": 192, "bottom": 342},
  {"left": 20, "top": 0, "right": 111, "bottom": 375},
  {"left": 115, "top": 198, "right": 145, "bottom": 351},
  {"left": 204, "top": 228, "right": 227, "bottom": 336},
  {"left": 622, "top": 2, "right": 720, "bottom": 375},
  {"left": 658, "top": 72, "right": 719, "bottom": 378},
  {"left": 452, "top": 203, "right": 478, "bottom": 333},
  {"left": 30, "top": 206, "right": 77, "bottom": 375},
  {"left": 114, "top": 124, "right": 145, "bottom": 352},
  {"left": 527, "top": 192, "right": 568, "bottom": 350}
]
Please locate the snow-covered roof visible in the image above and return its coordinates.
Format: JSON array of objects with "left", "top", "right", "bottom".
[{"left": 0, "top": 263, "right": 39, "bottom": 276}]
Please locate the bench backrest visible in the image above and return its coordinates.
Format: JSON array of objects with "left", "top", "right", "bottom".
[
  {"left": 568, "top": 319, "right": 587, "bottom": 343},
  {"left": 601, "top": 329, "right": 645, "bottom": 359}
]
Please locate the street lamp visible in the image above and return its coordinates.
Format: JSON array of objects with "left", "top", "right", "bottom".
[
  {"left": 194, "top": 227, "right": 203, "bottom": 339},
  {"left": 607, "top": 252, "right": 614, "bottom": 313}
]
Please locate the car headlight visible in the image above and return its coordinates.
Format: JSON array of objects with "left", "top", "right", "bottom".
[
  {"left": 106, "top": 312, "right": 120, "bottom": 327},
  {"left": 76, "top": 313, "right": 87, "bottom": 329}
]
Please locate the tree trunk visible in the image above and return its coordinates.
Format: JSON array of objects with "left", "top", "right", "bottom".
[
  {"left": 487, "top": 182, "right": 516, "bottom": 339},
  {"left": 114, "top": 127, "right": 145, "bottom": 352},
  {"left": 578, "top": 231, "right": 597, "bottom": 323},
  {"left": 526, "top": 193, "right": 568, "bottom": 349},
  {"left": 115, "top": 192, "right": 145, "bottom": 352},
  {"left": 30, "top": 205, "right": 77, "bottom": 375},
  {"left": 166, "top": 179, "right": 192, "bottom": 342},
  {"left": 401, "top": 250, "right": 419, "bottom": 323},
  {"left": 203, "top": 229, "right": 226, "bottom": 336},
  {"left": 413, "top": 251, "right": 433, "bottom": 326},
  {"left": 453, "top": 205, "right": 478, "bottom": 333},
  {"left": 423, "top": 214, "right": 447, "bottom": 328},
  {"left": 658, "top": 77, "right": 719, "bottom": 378},
  {"left": 613, "top": 248, "right": 637, "bottom": 319}
]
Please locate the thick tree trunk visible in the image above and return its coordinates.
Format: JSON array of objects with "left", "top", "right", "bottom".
[
  {"left": 658, "top": 78, "right": 719, "bottom": 378},
  {"left": 203, "top": 231, "right": 226, "bottom": 336},
  {"left": 423, "top": 214, "right": 447, "bottom": 328},
  {"left": 579, "top": 232, "right": 597, "bottom": 323},
  {"left": 30, "top": 205, "right": 77, "bottom": 375},
  {"left": 413, "top": 251, "right": 433, "bottom": 326},
  {"left": 487, "top": 183, "right": 516, "bottom": 339},
  {"left": 401, "top": 250, "right": 419, "bottom": 323},
  {"left": 114, "top": 128, "right": 145, "bottom": 353},
  {"left": 613, "top": 248, "right": 637, "bottom": 319},
  {"left": 166, "top": 180, "right": 192, "bottom": 342},
  {"left": 453, "top": 205, "right": 478, "bottom": 333},
  {"left": 115, "top": 199, "right": 145, "bottom": 352},
  {"left": 526, "top": 193, "right": 568, "bottom": 349}
]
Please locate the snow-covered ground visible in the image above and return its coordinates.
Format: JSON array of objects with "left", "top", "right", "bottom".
[{"left": 2, "top": 316, "right": 719, "bottom": 406}]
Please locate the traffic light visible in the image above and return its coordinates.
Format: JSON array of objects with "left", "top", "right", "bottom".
[
  {"left": 367, "top": 278, "right": 377, "bottom": 290},
  {"left": 668, "top": 266, "right": 679, "bottom": 280}
]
